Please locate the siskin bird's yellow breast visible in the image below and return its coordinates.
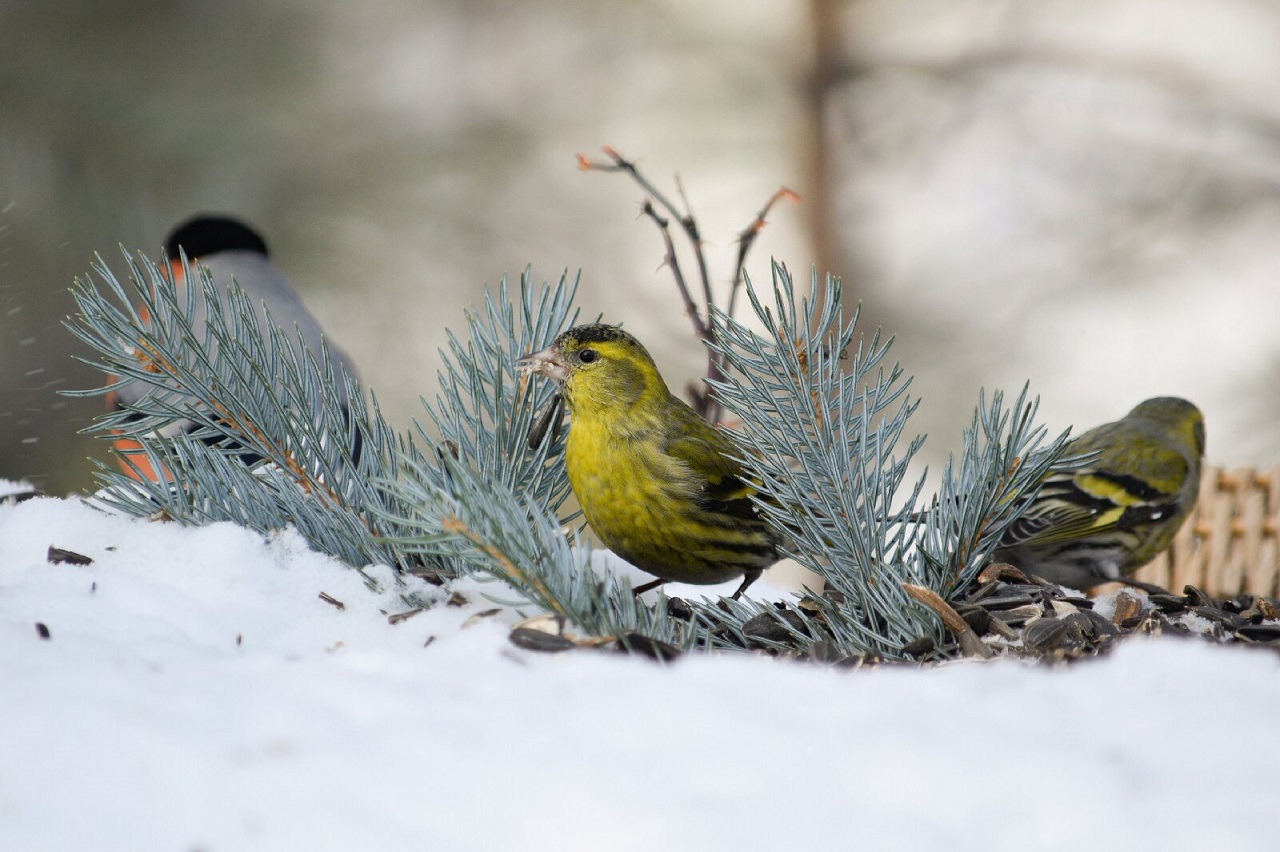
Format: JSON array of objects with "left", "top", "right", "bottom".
[{"left": 563, "top": 403, "right": 773, "bottom": 586}]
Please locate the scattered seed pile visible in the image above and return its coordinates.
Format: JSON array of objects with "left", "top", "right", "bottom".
[{"left": 505, "top": 562, "right": 1280, "bottom": 664}]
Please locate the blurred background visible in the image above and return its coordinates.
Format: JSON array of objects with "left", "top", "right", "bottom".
[{"left": 2, "top": 0, "right": 1278, "bottom": 496}]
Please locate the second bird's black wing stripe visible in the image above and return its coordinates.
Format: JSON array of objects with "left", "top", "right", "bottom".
[{"left": 1085, "top": 469, "right": 1168, "bottom": 502}]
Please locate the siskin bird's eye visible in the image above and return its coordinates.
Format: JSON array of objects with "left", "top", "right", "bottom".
[{"left": 578, "top": 348, "right": 598, "bottom": 363}]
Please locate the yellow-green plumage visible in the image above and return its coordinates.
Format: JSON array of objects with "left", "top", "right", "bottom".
[
  {"left": 519, "top": 324, "right": 778, "bottom": 596},
  {"left": 994, "top": 396, "right": 1205, "bottom": 590}
]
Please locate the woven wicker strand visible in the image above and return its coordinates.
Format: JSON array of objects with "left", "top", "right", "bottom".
[{"left": 1133, "top": 464, "right": 1280, "bottom": 598}]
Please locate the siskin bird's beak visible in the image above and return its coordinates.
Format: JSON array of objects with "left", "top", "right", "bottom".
[{"left": 517, "top": 344, "right": 569, "bottom": 383}]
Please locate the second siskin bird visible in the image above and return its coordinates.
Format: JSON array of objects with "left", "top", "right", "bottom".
[
  {"left": 519, "top": 324, "right": 780, "bottom": 598},
  {"left": 993, "top": 396, "right": 1205, "bottom": 590}
]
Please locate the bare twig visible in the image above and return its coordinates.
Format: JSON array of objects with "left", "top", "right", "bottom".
[
  {"left": 729, "top": 187, "right": 801, "bottom": 320},
  {"left": 673, "top": 174, "right": 715, "bottom": 319},
  {"left": 579, "top": 146, "right": 798, "bottom": 425},
  {"left": 640, "top": 201, "right": 705, "bottom": 338},
  {"left": 580, "top": 147, "right": 689, "bottom": 238}
]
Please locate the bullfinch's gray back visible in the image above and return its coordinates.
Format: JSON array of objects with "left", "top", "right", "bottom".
[
  {"left": 107, "top": 215, "right": 362, "bottom": 479},
  {"left": 163, "top": 215, "right": 359, "bottom": 407}
]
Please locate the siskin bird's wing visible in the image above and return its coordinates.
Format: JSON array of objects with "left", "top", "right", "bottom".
[
  {"left": 1003, "top": 424, "right": 1189, "bottom": 548},
  {"left": 660, "top": 402, "right": 761, "bottom": 520}
]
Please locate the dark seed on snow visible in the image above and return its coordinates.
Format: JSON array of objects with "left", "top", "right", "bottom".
[
  {"left": 1236, "top": 624, "right": 1280, "bottom": 643},
  {"left": 1134, "top": 610, "right": 1182, "bottom": 636},
  {"left": 1062, "top": 612, "right": 1094, "bottom": 643},
  {"left": 47, "top": 546, "right": 93, "bottom": 566},
  {"left": 796, "top": 596, "right": 825, "bottom": 617},
  {"left": 1148, "top": 594, "right": 1187, "bottom": 614},
  {"left": 964, "top": 582, "right": 1002, "bottom": 604},
  {"left": 1118, "top": 612, "right": 1147, "bottom": 630},
  {"left": 954, "top": 603, "right": 992, "bottom": 635},
  {"left": 1022, "top": 617, "right": 1069, "bottom": 652},
  {"left": 317, "top": 591, "right": 345, "bottom": 611},
  {"left": 977, "top": 590, "right": 1038, "bottom": 611},
  {"left": 1193, "top": 607, "right": 1246, "bottom": 631},
  {"left": 990, "top": 604, "right": 1041, "bottom": 627},
  {"left": 810, "top": 641, "right": 845, "bottom": 665},
  {"left": 742, "top": 613, "right": 792, "bottom": 644},
  {"left": 665, "top": 597, "right": 694, "bottom": 621},
  {"left": 743, "top": 610, "right": 811, "bottom": 644},
  {"left": 1111, "top": 592, "right": 1144, "bottom": 628},
  {"left": 1080, "top": 608, "right": 1120, "bottom": 638},
  {"left": 615, "top": 632, "right": 681, "bottom": 661},
  {"left": 1222, "top": 594, "right": 1255, "bottom": 615},
  {"left": 388, "top": 608, "right": 425, "bottom": 625},
  {"left": 1182, "top": 586, "right": 1218, "bottom": 608},
  {"left": 1257, "top": 598, "right": 1279, "bottom": 621},
  {"left": 35, "top": 622, "right": 51, "bottom": 639},
  {"left": 509, "top": 627, "right": 576, "bottom": 653}
]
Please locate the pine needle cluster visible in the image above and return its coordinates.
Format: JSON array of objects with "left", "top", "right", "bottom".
[{"left": 65, "top": 241, "right": 1069, "bottom": 660}]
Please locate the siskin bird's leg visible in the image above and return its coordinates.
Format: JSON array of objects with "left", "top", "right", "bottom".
[
  {"left": 632, "top": 578, "right": 666, "bottom": 597},
  {"left": 731, "top": 568, "right": 763, "bottom": 601}
]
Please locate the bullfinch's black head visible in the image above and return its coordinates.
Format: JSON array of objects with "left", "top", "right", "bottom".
[{"left": 165, "top": 215, "right": 269, "bottom": 260}]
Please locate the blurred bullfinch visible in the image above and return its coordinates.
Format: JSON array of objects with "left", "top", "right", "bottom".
[{"left": 106, "top": 214, "right": 362, "bottom": 480}]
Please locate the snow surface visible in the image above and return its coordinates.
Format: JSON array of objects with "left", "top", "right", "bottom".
[{"left": 3, "top": 487, "right": 1278, "bottom": 852}]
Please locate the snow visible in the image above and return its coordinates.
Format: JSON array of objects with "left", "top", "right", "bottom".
[{"left": 3, "top": 486, "right": 1278, "bottom": 852}]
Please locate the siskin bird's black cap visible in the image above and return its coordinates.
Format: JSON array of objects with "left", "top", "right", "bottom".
[
  {"left": 560, "top": 323, "right": 635, "bottom": 346},
  {"left": 164, "top": 215, "right": 269, "bottom": 260}
]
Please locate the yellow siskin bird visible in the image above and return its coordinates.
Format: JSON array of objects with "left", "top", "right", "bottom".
[
  {"left": 993, "top": 396, "right": 1205, "bottom": 591},
  {"left": 518, "top": 323, "right": 780, "bottom": 598}
]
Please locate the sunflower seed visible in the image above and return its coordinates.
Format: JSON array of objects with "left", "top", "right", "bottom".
[
  {"left": 1182, "top": 586, "right": 1218, "bottom": 608},
  {"left": 902, "top": 636, "right": 936, "bottom": 657},
  {"left": 1022, "top": 617, "right": 1069, "bottom": 653},
  {"left": 665, "top": 597, "right": 694, "bottom": 621},
  {"left": 1192, "top": 606, "right": 1245, "bottom": 631},
  {"left": 989, "top": 604, "right": 1041, "bottom": 627},
  {"left": 47, "top": 546, "right": 92, "bottom": 566},
  {"left": 317, "top": 591, "right": 345, "bottom": 611},
  {"left": 1222, "top": 594, "right": 1254, "bottom": 615},
  {"left": 460, "top": 608, "right": 501, "bottom": 628},
  {"left": 976, "top": 590, "right": 1038, "bottom": 611},
  {"left": 509, "top": 627, "right": 575, "bottom": 653},
  {"left": 954, "top": 603, "right": 991, "bottom": 635},
  {"left": 1147, "top": 594, "right": 1187, "bottom": 614},
  {"left": 1061, "top": 612, "right": 1094, "bottom": 644},
  {"left": 743, "top": 613, "right": 796, "bottom": 644},
  {"left": 615, "top": 632, "right": 681, "bottom": 661},
  {"left": 1111, "top": 592, "right": 1144, "bottom": 628},
  {"left": 1235, "top": 624, "right": 1280, "bottom": 643},
  {"left": 1079, "top": 608, "right": 1120, "bottom": 638},
  {"left": 984, "top": 614, "right": 1020, "bottom": 640}
]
